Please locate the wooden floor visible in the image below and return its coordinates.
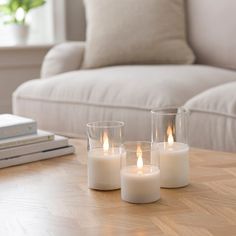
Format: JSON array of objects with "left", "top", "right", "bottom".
[{"left": 0, "top": 139, "right": 236, "bottom": 236}]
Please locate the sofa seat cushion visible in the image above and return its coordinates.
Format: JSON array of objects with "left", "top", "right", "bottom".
[
  {"left": 185, "top": 81, "right": 236, "bottom": 152},
  {"left": 13, "top": 65, "right": 236, "bottom": 140}
]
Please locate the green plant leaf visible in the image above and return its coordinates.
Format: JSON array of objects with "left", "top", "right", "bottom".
[
  {"left": 21, "top": 0, "right": 30, "bottom": 12},
  {"left": 9, "top": 0, "right": 21, "bottom": 13},
  {"left": 0, "top": 4, "right": 11, "bottom": 14},
  {"left": 29, "top": 0, "right": 46, "bottom": 10}
]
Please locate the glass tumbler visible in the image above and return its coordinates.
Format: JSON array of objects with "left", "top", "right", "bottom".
[
  {"left": 87, "top": 121, "right": 125, "bottom": 190},
  {"left": 121, "top": 141, "right": 160, "bottom": 203},
  {"left": 151, "top": 107, "right": 189, "bottom": 188}
]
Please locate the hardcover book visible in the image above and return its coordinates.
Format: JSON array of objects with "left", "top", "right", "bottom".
[
  {"left": 0, "top": 114, "right": 37, "bottom": 139},
  {"left": 0, "top": 145, "right": 75, "bottom": 169},
  {"left": 0, "top": 135, "right": 68, "bottom": 160},
  {"left": 0, "top": 130, "right": 54, "bottom": 150}
]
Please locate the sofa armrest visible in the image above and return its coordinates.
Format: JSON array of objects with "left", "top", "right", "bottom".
[{"left": 41, "top": 41, "right": 85, "bottom": 78}]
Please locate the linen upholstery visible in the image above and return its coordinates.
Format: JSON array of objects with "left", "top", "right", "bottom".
[
  {"left": 41, "top": 42, "right": 86, "bottom": 78},
  {"left": 184, "top": 82, "right": 236, "bottom": 153},
  {"left": 186, "top": 0, "right": 236, "bottom": 70},
  {"left": 13, "top": 65, "right": 236, "bottom": 141},
  {"left": 82, "top": 0, "right": 195, "bottom": 69}
]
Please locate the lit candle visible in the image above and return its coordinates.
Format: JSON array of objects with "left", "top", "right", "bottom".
[
  {"left": 121, "top": 145, "right": 160, "bottom": 203},
  {"left": 88, "top": 132, "right": 124, "bottom": 190},
  {"left": 159, "top": 126, "right": 189, "bottom": 188}
]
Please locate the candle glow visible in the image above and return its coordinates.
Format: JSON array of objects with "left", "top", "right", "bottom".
[
  {"left": 136, "top": 145, "right": 143, "bottom": 169},
  {"left": 103, "top": 132, "right": 109, "bottom": 152},
  {"left": 167, "top": 125, "right": 174, "bottom": 146}
]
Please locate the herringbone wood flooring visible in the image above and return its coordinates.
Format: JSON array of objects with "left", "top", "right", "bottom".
[{"left": 0, "top": 139, "right": 235, "bottom": 236}]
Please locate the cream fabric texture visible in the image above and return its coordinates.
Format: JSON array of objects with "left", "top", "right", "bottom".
[
  {"left": 82, "top": 0, "right": 195, "bottom": 69},
  {"left": 186, "top": 0, "right": 236, "bottom": 70},
  {"left": 41, "top": 42, "right": 85, "bottom": 78},
  {"left": 13, "top": 65, "right": 236, "bottom": 143},
  {"left": 184, "top": 82, "right": 236, "bottom": 152}
]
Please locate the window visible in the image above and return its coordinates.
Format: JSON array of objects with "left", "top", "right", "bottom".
[{"left": 0, "top": 0, "right": 66, "bottom": 45}]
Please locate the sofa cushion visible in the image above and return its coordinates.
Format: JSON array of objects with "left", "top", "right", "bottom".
[
  {"left": 184, "top": 82, "right": 236, "bottom": 152},
  {"left": 13, "top": 65, "right": 236, "bottom": 141},
  {"left": 186, "top": 0, "right": 236, "bottom": 70},
  {"left": 82, "top": 0, "right": 195, "bottom": 69}
]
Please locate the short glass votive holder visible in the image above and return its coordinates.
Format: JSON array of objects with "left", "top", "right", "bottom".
[
  {"left": 151, "top": 107, "right": 189, "bottom": 188},
  {"left": 87, "top": 121, "right": 125, "bottom": 190},
  {"left": 121, "top": 141, "right": 160, "bottom": 204}
]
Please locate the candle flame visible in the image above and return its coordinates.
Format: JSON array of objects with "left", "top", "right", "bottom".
[
  {"left": 167, "top": 125, "right": 174, "bottom": 146},
  {"left": 103, "top": 132, "right": 109, "bottom": 151},
  {"left": 136, "top": 145, "right": 143, "bottom": 169}
]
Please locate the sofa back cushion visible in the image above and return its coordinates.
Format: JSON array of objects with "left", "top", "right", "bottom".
[
  {"left": 186, "top": 0, "right": 236, "bottom": 70},
  {"left": 82, "top": 0, "right": 195, "bottom": 69}
]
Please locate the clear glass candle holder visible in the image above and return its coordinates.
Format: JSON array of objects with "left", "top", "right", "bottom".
[
  {"left": 121, "top": 141, "right": 160, "bottom": 204},
  {"left": 151, "top": 107, "right": 189, "bottom": 188},
  {"left": 87, "top": 121, "right": 125, "bottom": 190}
]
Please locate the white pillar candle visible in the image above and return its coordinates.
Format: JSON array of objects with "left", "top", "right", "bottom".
[
  {"left": 88, "top": 132, "right": 124, "bottom": 190},
  {"left": 158, "top": 128, "right": 189, "bottom": 188},
  {"left": 121, "top": 165, "right": 160, "bottom": 203},
  {"left": 88, "top": 148, "right": 123, "bottom": 190},
  {"left": 121, "top": 146, "right": 160, "bottom": 203}
]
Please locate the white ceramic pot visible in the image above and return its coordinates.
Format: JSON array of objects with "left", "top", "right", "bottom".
[{"left": 9, "top": 24, "right": 30, "bottom": 45}]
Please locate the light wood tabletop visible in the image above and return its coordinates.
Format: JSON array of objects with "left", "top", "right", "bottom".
[{"left": 0, "top": 139, "right": 236, "bottom": 236}]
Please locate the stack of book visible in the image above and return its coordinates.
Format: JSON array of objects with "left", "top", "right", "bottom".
[{"left": 0, "top": 114, "right": 74, "bottom": 168}]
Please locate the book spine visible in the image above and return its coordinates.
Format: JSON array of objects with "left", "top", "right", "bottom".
[
  {"left": 0, "top": 146, "right": 75, "bottom": 169},
  {"left": 0, "top": 137, "right": 68, "bottom": 160},
  {"left": 0, "top": 122, "right": 37, "bottom": 140},
  {"left": 0, "top": 134, "right": 54, "bottom": 150}
]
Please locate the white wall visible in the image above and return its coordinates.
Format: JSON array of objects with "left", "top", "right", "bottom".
[
  {"left": 66, "top": 0, "right": 86, "bottom": 41},
  {"left": 0, "top": 46, "right": 51, "bottom": 113}
]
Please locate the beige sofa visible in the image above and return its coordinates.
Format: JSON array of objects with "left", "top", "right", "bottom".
[{"left": 13, "top": 0, "right": 236, "bottom": 152}]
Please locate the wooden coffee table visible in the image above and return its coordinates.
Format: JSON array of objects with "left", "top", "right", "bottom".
[{"left": 0, "top": 139, "right": 236, "bottom": 236}]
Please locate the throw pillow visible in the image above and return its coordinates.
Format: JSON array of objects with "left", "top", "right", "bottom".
[{"left": 82, "top": 0, "right": 195, "bottom": 69}]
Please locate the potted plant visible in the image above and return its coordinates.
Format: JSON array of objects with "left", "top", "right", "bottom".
[{"left": 0, "top": 0, "right": 46, "bottom": 44}]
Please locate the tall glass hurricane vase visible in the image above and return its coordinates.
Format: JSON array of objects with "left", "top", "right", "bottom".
[
  {"left": 87, "top": 121, "right": 125, "bottom": 190},
  {"left": 151, "top": 107, "right": 189, "bottom": 188}
]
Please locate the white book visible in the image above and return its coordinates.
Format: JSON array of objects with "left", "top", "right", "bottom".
[
  {"left": 0, "top": 114, "right": 37, "bottom": 139},
  {"left": 0, "top": 135, "right": 69, "bottom": 160},
  {"left": 0, "top": 130, "right": 54, "bottom": 150},
  {"left": 0, "top": 145, "right": 75, "bottom": 169}
]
